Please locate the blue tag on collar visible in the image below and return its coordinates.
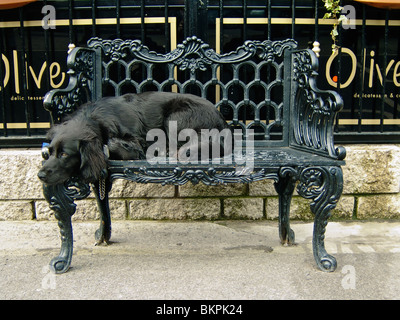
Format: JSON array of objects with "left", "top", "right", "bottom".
[{"left": 41, "top": 142, "right": 50, "bottom": 160}]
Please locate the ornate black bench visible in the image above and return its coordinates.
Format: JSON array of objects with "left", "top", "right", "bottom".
[{"left": 41, "top": 36, "right": 345, "bottom": 274}]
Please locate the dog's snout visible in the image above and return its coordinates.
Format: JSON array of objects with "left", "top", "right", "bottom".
[
  {"left": 37, "top": 170, "right": 47, "bottom": 181},
  {"left": 38, "top": 168, "right": 52, "bottom": 182}
]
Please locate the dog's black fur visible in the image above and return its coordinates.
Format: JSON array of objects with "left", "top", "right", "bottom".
[{"left": 38, "top": 92, "right": 230, "bottom": 185}]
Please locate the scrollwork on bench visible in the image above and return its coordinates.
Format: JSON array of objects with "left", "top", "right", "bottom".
[
  {"left": 42, "top": 178, "right": 91, "bottom": 274},
  {"left": 297, "top": 166, "right": 343, "bottom": 272},
  {"left": 43, "top": 48, "right": 96, "bottom": 123},
  {"left": 88, "top": 36, "right": 298, "bottom": 73},
  {"left": 111, "top": 166, "right": 278, "bottom": 186},
  {"left": 292, "top": 49, "right": 345, "bottom": 160}
]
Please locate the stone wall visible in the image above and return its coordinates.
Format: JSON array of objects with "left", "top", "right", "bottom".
[{"left": 1, "top": 145, "right": 399, "bottom": 221}]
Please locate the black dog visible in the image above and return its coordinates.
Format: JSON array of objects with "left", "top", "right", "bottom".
[{"left": 38, "top": 92, "right": 230, "bottom": 185}]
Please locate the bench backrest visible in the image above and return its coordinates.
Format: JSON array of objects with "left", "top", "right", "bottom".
[{"left": 44, "top": 36, "right": 344, "bottom": 159}]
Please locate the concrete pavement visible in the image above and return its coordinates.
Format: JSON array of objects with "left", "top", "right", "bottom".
[{"left": 1, "top": 219, "right": 400, "bottom": 300}]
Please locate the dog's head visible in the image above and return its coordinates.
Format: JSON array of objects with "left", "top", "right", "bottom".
[{"left": 38, "top": 120, "right": 107, "bottom": 185}]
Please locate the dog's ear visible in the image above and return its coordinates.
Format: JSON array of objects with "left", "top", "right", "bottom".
[{"left": 79, "top": 138, "right": 107, "bottom": 183}]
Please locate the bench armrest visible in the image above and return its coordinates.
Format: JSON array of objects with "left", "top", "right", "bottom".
[
  {"left": 291, "top": 49, "right": 346, "bottom": 160},
  {"left": 43, "top": 47, "right": 99, "bottom": 124}
]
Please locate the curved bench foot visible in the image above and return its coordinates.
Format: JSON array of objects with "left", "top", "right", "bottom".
[
  {"left": 297, "top": 166, "right": 343, "bottom": 272},
  {"left": 315, "top": 253, "right": 337, "bottom": 272},
  {"left": 50, "top": 254, "right": 72, "bottom": 274}
]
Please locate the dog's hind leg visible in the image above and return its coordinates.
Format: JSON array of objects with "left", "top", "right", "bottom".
[
  {"left": 92, "top": 175, "right": 112, "bottom": 245},
  {"left": 108, "top": 137, "right": 145, "bottom": 160}
]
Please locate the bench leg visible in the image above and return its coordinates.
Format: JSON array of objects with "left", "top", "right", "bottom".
[
  {"left": 92, "top": 178, "right": 112, "bottom": 245},
  {"left": 298, "top": 166, "right": 343, "bottom": 272},
  {"left": 43, "top": 183, "right": 76, "bottom": 274},
  {"left": 275, "top": 174, "right": 296, "bottom": 245}
]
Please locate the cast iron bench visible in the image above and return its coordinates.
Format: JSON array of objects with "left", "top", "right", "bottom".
[{"left": 41, "top": 36, "right": 346, "bottom": 274}]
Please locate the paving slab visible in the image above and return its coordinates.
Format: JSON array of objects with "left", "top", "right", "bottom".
[{"left": 0, "top": 220, "right": 400, "bottom": 300}]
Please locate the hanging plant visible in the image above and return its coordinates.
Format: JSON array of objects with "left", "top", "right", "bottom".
[{"left": 322, "top": 0, "right": 348, "bottom": 53}]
